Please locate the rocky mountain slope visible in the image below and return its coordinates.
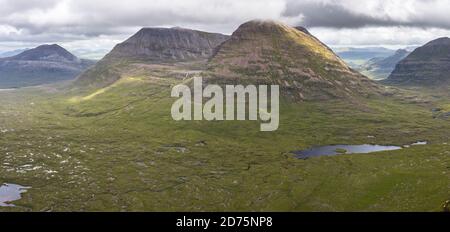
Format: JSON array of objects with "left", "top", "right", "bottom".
[
  {"left": 205, "top": 20, "right": 382, "bottom": 100},
  {"left": 74, "top": 27, "right": 229, "bottom": 88},
  {"left": 386, "top": 37, "right": 450, "bottom": 86},
  {"left": 358, "top": 49, "right": 410, "bottom": 80},
  {"left": 0, "top": 44, "right": 95, "bottom": 88}
]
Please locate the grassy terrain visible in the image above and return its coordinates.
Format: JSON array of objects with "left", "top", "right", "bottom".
[{"left": 0, "top": 76, "right": 449, "bottom": 212}]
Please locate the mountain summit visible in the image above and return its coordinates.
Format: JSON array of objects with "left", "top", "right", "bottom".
[
  {"left": 104, "top": 27, "right": 229, "bottom": 62},
  {"left": 75, "top": 27, "right": 229, "bottom": 87},
  {"left": 0, "top": 44, "right": 95, "bottom": 88},
  {"left": 11, "top": 44, "right": 79, "bottom": 62},
  {"left": 206, "top": 20, "right": 381, "bottom": 100},
  {"left": 386, "top": 37, "right": 450, "bottom": 86}
]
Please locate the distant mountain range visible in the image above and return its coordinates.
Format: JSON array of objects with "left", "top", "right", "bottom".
[
  {"left": 334, "top": 47, "right": 398, "bottom": 68},
  {"left": 385, "top": 37, "right": 450, "bottom": 86},
  {"left": 0, "top": 44, "right": 95, "bottom": 88},
  {"left": 357, "top": 49, "right": 410, "bottom": 80},
  {"left": 335, "top": 47, "right": 397, "bottom": 61}
]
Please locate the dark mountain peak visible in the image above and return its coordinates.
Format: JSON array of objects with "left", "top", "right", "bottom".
[
  {"left": 130, "top": 27, "right": 190, "bottom": 38},
  {"left": 10, "top": 44, "right": 78, "bottom": 62},
  {"left": 105, "top": 27, "right": 229, "bottom": 62},
  {"left": 386, "top": 37, "right": 450, "bottom": 86},
  {"left": 74, "top": 27, "right": 229, "bottom": 88},
  {"left": 400, "top": 37, "right": 450, "bottom": 62},
  {"left": 0, "top": 44, "right": 94, "bottom": 88},
  {"left": 424, "top": 37, "right": 450, "bottom": 47}
]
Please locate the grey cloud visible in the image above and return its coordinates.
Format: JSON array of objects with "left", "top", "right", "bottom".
[
  {"left": 1, "top": 0, "right": 450, "bottom": 54},
  {"left": 284, "top": 1, "right": 393, "bottom": 28},
  {"left": 284, "top": 0, "right": 450, "bottom": 29}
]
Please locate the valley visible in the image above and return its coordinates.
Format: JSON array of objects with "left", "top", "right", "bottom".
[{"left": 0, "top": 72, "right": 448, "bottom": 211}]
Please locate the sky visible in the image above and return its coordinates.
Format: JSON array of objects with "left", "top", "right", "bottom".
[{"left": 1, "top": 0, "right": 450, "bottom": 59}]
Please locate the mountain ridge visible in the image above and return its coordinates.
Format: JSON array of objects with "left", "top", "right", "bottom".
[{"left": 386, "top": 37, "right": 450, "bottom": 86}]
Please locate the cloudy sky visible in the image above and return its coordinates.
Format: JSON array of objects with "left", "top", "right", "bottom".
[{"left": 1, "top": 0, "right": 450, "bottom": 58}]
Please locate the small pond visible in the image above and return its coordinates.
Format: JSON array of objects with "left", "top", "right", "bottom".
[
  {"left": 293, "top": 144, "right": 403, "bottom": 159},
  {"left": 0, "top": 183, "right": 30, "bottom": 207},
  {"left": 293, "top": 141, "right": 429, "bottom": 159}
]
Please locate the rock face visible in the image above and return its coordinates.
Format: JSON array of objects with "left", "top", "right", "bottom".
[
  {"left": 359, "top": 49, "right": 410, "bottom": 80},
  {"left": 386, "top": 37, "right": 450, "bottom": 86},
  {"left": 206, "top": 20, "right": 381, "bottom": 100},
  {"left": 107, "top": 27, "right": 229, "bottom": 61},
  {"left": 75, "top": 27, "right": 229, "bottom": 87},
  {"left": 0, "top": 44, "right": 95, "bottom": 88}
]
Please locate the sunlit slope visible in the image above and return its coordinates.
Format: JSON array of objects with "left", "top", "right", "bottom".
[{"left": 206, "top": 20, "right": 383, "bottom": 100}]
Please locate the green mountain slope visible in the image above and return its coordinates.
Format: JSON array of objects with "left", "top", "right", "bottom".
[
  {"left": 0, "top": 72, "right": 449, "bottom": 211},
  {"left": 206, "top": 20, "right": 382, "bottom": 100}
]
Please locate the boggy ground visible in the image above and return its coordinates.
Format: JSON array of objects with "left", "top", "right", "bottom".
[{"left": 0, "top": 75, "right": 449, "bottom": 212}]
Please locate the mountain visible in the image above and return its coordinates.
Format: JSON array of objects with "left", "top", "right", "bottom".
[
  {"left": 335, "top": 47, "right": 397, "bottom": 68},
  {"left": 386, "top": 37, "right": 450, "bottom": 86},
  {"left": 106, "top": 27, "right": 229, "bottom": 61},
  {"left": 0, "top": 44, "right": 95, "bottom": 88},
  {"left": 205, "top": 20, "right": 381, "bottom": 100},
  {"left": 358, "top": 49, "right": 410, "bottom": 80},
  {"left": 0, "top": 48, "right": 29, "bottom": 58},
  {"left": 74, "top": 27, "right": 229, "bottom": 88},
  {"left": 335, "top": 47, "right": 396, "bottom": 60}
]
